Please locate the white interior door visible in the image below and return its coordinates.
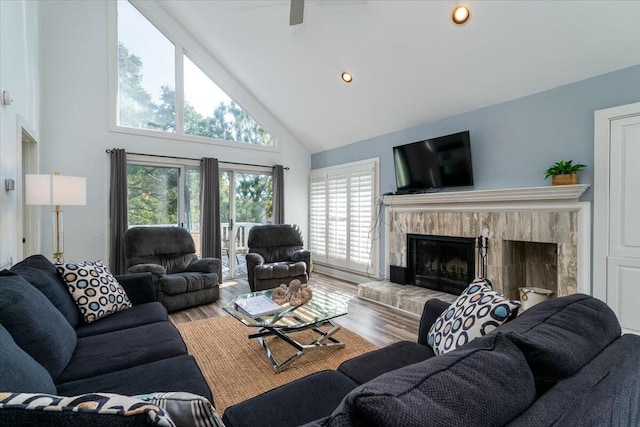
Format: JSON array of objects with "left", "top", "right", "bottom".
[
  {"left": 608, "top": 115, "right": 640, "bottom": 334},
  {"left": 595, "top": 103, "right": 640, "bottom": 335}
]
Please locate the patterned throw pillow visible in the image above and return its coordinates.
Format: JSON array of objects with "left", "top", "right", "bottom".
[
  {"left": 134, "top": 392, "right": 224, "bottom": 427},
  {"left": 56, "top": 261, "right": 131, "bottom": 323},
  {"left": 0, "top": 392, "right": 175, "bottom": 426},
  {"left": 427, "top": 280, "right": 521, "bottom": 355}
]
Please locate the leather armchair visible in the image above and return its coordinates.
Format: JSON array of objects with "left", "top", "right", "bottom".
[
  {"left": 123, "top": 226, "right": 221, "bottom": 312},
  {"left": 246, "top": 224, "right": 311, "bottom": 292}
]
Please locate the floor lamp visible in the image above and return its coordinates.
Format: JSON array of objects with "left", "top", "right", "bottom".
[{"left": 25, "top": 172, "right": 86, "bottom": 263}]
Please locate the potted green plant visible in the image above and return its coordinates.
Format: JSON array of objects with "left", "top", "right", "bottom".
[{"left": 544, "top": 160, "right": 587, "bottom": 185}]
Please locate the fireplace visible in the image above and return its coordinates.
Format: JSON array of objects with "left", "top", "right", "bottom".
[{"left": 407, "top": 234, "right": 476, "bottom": 295}]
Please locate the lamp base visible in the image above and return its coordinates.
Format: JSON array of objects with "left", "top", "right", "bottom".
[{"left": 53, "top": 208, "right": 64, "bottom": 263}]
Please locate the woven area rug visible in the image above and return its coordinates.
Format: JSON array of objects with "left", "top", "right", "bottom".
[{"left": 176, "top": 315, "right": 378, "bottom": 415}]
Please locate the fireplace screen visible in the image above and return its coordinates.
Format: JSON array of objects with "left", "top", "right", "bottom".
[{"left": 407, "top": 234, "right": 476, "bottom": 295}]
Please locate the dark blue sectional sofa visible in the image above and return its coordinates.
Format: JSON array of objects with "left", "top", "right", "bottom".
[
  {"left": 0, "top": 255, "right": 212, "bottom": 425},
  {"left": 223, "top": 293, "right": 640, "bottom": 426}
]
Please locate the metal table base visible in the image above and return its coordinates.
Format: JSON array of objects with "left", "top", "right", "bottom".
[{"left": 248, "top": 319, "right": 345, "bottom": 373}]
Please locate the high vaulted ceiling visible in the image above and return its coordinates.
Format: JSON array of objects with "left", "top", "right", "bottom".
[{"left": 159, "top": 0, "right": 640, "bottom": 153}]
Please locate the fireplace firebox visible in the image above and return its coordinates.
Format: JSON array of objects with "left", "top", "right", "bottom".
[{"left": 407, "top": 234, "right": 476, "bottom": 295}]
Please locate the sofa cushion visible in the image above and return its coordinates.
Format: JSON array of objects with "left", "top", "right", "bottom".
[
  {"left": 56, "top": 321, "right": 187, "bottom": 384},
  {"left": 507, "top": 334, "right": 640, "bottom": 427},
  {"left": 0, "top": 324, "right": 56, "bottom": 394},
  {"left": 160, "top": 272, "right": 217, "bottom": 295},
  {"left": 338, "top": 341, "right": 435, "bottom": 385},
  {"left": 255, "top": 261, "right": 307, "bottom": 280},
  {"left": 427, "top": 280, "right": 521, "bottom": 355},
  {"left": 324, "top": 333, "right": 536, "bottom": 427},
  {"left": 0, "top": 271, "right": 76, "bottom": 379},
  {"left": 499, "top": 293, "right": 621, "bottom": 395},
  {"left": 56, "top": 355, "right": 213, "bottom": 405},
  {"left": 223, "top": 370, "right": 358, "bottom": 427},
  {"left": 10, "top": 254, "right": 81, "bottom": 328},
  {"left": 134, "top": 392, "right": 222, "bottom": 427},
  {"left": 76, "top": 302, "right": 168, "bottom": 338},
  {"left": 0, "top": 392, "right": 173, "bottom": 427},
  {"left": 56, "top": 260, "right": 132, "bottom": 323}
]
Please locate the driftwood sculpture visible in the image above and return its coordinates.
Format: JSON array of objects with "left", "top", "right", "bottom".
[{"left": 272, "top": 279, "right": 312, "bottom": 306}]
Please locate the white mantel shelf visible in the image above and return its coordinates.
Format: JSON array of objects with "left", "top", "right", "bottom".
[{"left": 382, "top": 184, "right": 590, "bottom": 207}]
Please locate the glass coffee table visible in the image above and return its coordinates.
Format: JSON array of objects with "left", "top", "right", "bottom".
[{"left": 223, "top": 288, "right": 349, "bottom": 372}]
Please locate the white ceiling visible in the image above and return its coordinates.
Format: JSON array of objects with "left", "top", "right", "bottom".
[{"left": 159, "top": 0, "right": 640, "bottom": 154}]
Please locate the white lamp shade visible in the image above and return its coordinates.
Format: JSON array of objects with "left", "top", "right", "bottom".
[
  {"left": 52, "top": 175, "right": 86, "bottom": 206},
  {"left": 25, "top": 174, "right": 52, "bottom": 205}
]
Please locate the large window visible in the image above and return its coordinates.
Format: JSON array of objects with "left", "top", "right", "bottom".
[
  {"left": 115, "top": 0, "right": 274, "bottom": 147},
  {"left": 309, "top": 159, "right": 378, "bottom": 275},
  {"left": 117, "top": 0, "right": 175, "bottom": 132}
]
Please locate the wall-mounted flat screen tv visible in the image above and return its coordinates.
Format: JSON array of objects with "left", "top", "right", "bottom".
[{"left": 393, "top": 130, "right": 473, "bottom": 194}]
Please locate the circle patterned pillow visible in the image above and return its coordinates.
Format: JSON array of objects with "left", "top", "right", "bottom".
[
  {"left": 427, "top": 280, "right": 521, "bottom": 355},
  {"left": 56, "top": 261, "right": 131, "bottom": 323}
]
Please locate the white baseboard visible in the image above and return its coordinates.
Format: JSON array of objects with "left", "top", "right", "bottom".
[{"left": 312, "top": 263, "right": 382, "bottom": 284}]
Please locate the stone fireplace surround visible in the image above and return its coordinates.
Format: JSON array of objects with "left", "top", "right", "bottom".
[{"left": 358, "top": 185, "right": 591, "bottom": 315}]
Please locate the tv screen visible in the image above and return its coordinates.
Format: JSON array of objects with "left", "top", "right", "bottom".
[{"left": 393, "top": 131, "right": 473, "bottom": 193}]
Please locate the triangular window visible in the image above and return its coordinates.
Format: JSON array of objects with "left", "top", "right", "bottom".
[
  {"left": 184, "top": 56, "right": 273, "bottom": 146},
  {"left": 116, "top": 0, "right": 274, "bottom": 146}
]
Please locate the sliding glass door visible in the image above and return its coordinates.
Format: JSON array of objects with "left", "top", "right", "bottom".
[
  {"left": 126, "top": 157, "right": 273, "bottom": 278},
  {"left": 220, "top": 169, "right": 273, "bottom": 279}
]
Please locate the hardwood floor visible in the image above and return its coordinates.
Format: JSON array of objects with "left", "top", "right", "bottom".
[{"left": 169, "top": 273, "right": 421, "bottom": 347}]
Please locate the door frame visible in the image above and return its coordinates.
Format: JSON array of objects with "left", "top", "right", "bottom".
[
  {"left": 219, "top": 163, "right": 273, "bottom": 279},
  {"left": 593, "top": 101, "right": 640, "bottom": 302},
  {"left": 19, "top": 117, "right": 40, "bottom": 261}
]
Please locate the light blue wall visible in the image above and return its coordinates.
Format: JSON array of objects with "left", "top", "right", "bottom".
[
  {"left": 312, "top": 64, "right": 640, "bottom": 202},
  {"left": 312, "top": 64, "right": 640, "bottom": 282}
]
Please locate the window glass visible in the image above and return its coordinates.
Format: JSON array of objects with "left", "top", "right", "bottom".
[
  {"left": 184, "top": 55, "right": 274, "bottom": 146},
  {"left": 184, "top": 167, "right": 201, "bottom": 251},
  {"left": 117, "top": 0, "right": 175, "bottom": 132},
  {"left": 234, "top": 173, "right": 273, "bottom": 223},
  {"left": 127, "top": 164, "right": 179, "bottom": 226}
]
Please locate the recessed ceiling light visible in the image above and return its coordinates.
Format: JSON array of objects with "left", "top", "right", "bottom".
[
  {"left": 451, "top": 5, "right": 471, "bottom": 25},
  {"left": 341, "top": 72, "right": 353, "bottom": 83}
]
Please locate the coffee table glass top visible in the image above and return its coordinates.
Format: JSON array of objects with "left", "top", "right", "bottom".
[{"left": 223, "top": 288, "right": 349, "bottom": 329}]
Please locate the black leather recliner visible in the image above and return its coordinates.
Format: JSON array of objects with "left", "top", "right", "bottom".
[
  {"left": 245, "top": 224, "right": 311, "bottom": 292},
  {"left": 123, "top": 226, "right": 221, "bottom": 312}
]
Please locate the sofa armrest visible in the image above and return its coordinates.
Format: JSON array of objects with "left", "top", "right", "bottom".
[
  {"left": 187, "top": 258, "right": 218, "bottom": 273},
  {"left": 417, "top": 298, "right": 451, "bottom": 346},
  {"left": 114, "top": 272, "right": 155, "bottom": 305},
  {"left": 245, "top": 253, "right": 265, "bottom": 290},
  {"left": 246, "top": 252, "right": 265, "bottom": 266},
  {"left": 187, "top": 258, "right": 222, "bottom": 284},
  {"left": 290, "top": 249, "right": 311, "bottom": 277}
]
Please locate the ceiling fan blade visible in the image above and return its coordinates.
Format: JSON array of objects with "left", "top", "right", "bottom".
[{"left": 290, "top": 0, "right": 304, "bottom": 25}]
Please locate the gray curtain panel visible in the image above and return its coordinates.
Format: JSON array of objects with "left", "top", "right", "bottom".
[
  {"left": 201, "top": 157, "right": 222, "bottom": 259},
  {"left": 273, "top": 165, "right": 285, "bottom": 224},
  {"left": 109, "top": 148, "right": 128, "bottom": 274}
]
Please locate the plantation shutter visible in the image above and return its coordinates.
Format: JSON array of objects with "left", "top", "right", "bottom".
[
  {"left": 328, "top": 175, "right": 348, "bottom": 261},
  {"left": 309, "top": 176, "right": 326, "bottom": 257},
  {"left": 309, "top": 159, "right": 377, "bottom": 274},
  {"left": 349, "top": 169, "right": 373, "bottom": 268}
]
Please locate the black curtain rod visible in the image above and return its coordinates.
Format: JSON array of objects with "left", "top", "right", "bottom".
[{"left": 105, "top": 149, "right": 289, "bottom": 170}]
